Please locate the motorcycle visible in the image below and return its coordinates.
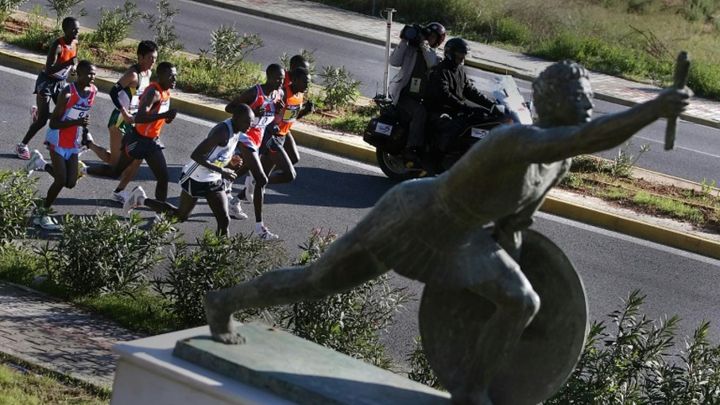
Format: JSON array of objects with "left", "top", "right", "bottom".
[{"left": 364, "top": 75, "right": 534, "bottom": 181}]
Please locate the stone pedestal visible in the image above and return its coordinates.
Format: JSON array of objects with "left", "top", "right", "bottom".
[{"left": 111, "top": 323, "right": 450, "bottom": 405}]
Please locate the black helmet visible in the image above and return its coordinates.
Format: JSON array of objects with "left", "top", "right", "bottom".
[
  {"left": 444, "top": 37, "right": 470, "bottom": 64},
  {"left": 424, "top": 22, "right": 446, "bottom": 44}
]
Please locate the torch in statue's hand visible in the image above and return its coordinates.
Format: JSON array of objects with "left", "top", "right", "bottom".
[{"left": 664, "top": 51, "right": 691, "bottom": 151}]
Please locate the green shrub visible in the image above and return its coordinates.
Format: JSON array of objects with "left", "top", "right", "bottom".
[
  {"left": 11, "top": 5, "right": 58, "bottom": 52},
  {"left": 688, "top": 60, "right": 720, "bottom": 101},
  {"left": 407, "top": 337, "right": 443, "bottom": 389},
  {"left": 154, "top": 231, "right": 286, "bottom": 327},
  {"left": 683, "top": 0, "right": 719, "bottom": 22},
  {"left": 0, "top": 170, "right": 37, "bottom": 245},
  {"left": 202, "top": 25, "right": 262, "bottom": 69},
  {"left": 88, "top": 0, "right": 142, "bottom": 58},
  {"left": 45, "top": 0, "right": 85, "bottom": 26},
  {"left": 278, "top": 229, "right": 411, "bottom": 368},
  {"left": 319, "top": 65, "right": 360, "bottom": 110},
  {"left": 142, "top": 0, "right": 182, "bottom": 60},
  {"left": 548, "top": 290, "right": 720, "bottom": 403},
  {"left": 0, "top": 0, "right": 27, "bottom": 27},
  {"left": 493, "top": 17, "right": 532, "bottom": 45},
  {"left": 170, "top": 54, "right": 263, "bottom": 100},
  {"left": 40, "top": 213, "right": 176, "bottom": 297},
  {"left": 0, "top": 243, "right": 40, "bottom": 285}
]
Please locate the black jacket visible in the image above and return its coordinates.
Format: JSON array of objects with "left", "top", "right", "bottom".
[{"left": 425, "top": 58, "right": 495, "bottom": 115}]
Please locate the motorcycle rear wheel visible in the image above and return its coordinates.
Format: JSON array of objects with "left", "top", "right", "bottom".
[{"left": 376, "top": 147, "right": 420, "bottom": 181}]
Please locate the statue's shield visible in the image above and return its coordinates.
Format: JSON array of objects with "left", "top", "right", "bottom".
[{"left": 419, "top": 229, "right": 588, "bottom": 404}]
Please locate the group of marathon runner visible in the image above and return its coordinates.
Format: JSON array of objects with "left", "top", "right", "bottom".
[{"left": 17, "top": 17, "right": 314, "bottom": 240}]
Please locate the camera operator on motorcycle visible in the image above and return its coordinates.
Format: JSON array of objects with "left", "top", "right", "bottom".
[
  {"left": 389, "top": 22, "right": 446, "bottom": 161},
  {"left": 425, "top": 38, "right": 499, "bottom": 149}
]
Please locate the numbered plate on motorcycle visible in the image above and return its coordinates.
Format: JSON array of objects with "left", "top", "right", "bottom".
[
  {"left": 470, "top": 128, "right": 489, "bottom": 139},
  {"left": 375, "top": 122, "right": 393, "bottom": 136}
]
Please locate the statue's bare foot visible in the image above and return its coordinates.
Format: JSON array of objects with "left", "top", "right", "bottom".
[{"left": 204, "top": 291, "right": 245, "bottom": 345}]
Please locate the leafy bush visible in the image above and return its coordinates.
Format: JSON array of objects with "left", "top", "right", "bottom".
[
  {"left": 493, "top": 17, "right": 532, "bottom": 45},
  {"left": 170, "top": 54, "right": 263, "bottom": 100},
  {"left": 88, "top": 0, "right": 142, "bottom": 58},
  {"left": 0, "top": 0, "right": 27, "bottom": 26},
  {"left": 11, "top": 5, "right": 58, "bottom": 52},
  {"left": 154, "top": 231, "right": 286, "bottom": 327},
  {"left": 407, "top": 337, "right": 443, "bottom": 389},
  {"left": 608, "top": 141, "right": 650, "bottom": 178},
  {"left": 202, "top": 25, "right": 262, "bottom": 69},
  {"left": 277, "top": 229, "right": 411, "bottom": 368},
  {"left": 0, "top": 170, "right": 37, "bottom": 245},
  {"left": 319, "top": 65, "right": 360, "bottom": 110},
  {"left": 142, "top": 0, "right": 182, "bottom": 60},
  {"left": 548, "top": 290, "right": 720, "bottom": 403},
  {"left": 39, "top": 213, "right": 176, "bottom": 297},
  {"left": 45, "top": 0, "right": 85, "bottom": 26}
]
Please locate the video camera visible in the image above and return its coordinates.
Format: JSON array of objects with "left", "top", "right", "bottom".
[{"left": 400, "top": 24, "right": 429, "bottom": 47}]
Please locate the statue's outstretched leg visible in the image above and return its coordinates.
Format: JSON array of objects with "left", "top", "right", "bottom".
[
  {"left": 204, "top": 235, "right": 388, "bottom": 343},
  {"left": 455, "top": 249, "right": 540, "bottom": 404}
]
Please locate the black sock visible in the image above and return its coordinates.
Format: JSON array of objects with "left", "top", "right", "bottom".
[{"left": 114, "top": 187, "right": 124, "bottom": 193}]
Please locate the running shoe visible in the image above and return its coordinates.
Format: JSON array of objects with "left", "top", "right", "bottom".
[
  {"left": 123, "top": 186, "right": 147, "bottom": 212},
  {"left": 33, "top": 215, "right": 61, "bottom": 231},
  {"left": 243, "top": 174, "right": 256, "bottom": 203},
  {"left": 77, "top": 161, "right": 88, "bottom": 179},
  {"left": 16, "top": 143, "right": 30, "bottom": 160},
  {"left": 30, "top": 105, "right": 38, "bottom": 123},
  {"left": 228, "top": 197, "right": 248, "bottom": 220},
  {"left": 256, "top": 225, "right": 279, "bottom": 241},
  {"left": 26, "top": 149, "right": 47, "bottom": 175},
  {"left": 112, "top": 189, "right": 130, "bottom": 204}
]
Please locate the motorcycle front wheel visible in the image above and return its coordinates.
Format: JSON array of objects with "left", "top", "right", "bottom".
[{"left": 375, "top": 147, "right": 419, "bottom": 181}]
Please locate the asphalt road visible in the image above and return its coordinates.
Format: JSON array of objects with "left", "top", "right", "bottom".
[
  {"left": 1, "top": 66, "right": 719, "bottom": 365},
  {"left": 21, "top": 0, "right": 720, "bottom": 183}
]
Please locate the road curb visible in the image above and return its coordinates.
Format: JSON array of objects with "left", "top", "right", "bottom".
[
  {"left": 542, "top": 197, "right": 720, "bottom": 260},
  {"left": 191, "top": 0, "right": 719, "bottom": 129},
  {"left": 1, "top": 48, "right": 718, "bottom": 260}
]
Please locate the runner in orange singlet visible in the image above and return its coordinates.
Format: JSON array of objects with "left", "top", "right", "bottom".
[
  {"left": 86, "top": 62, "right": 178, "bottom": 206},
  {"left": 258, "top": 66, "right": 313, "bottom": 185},
  {"left": 16, "top": 17, "right": 79, "bottom": 160}
]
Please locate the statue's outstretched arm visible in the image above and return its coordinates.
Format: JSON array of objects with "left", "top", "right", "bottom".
[{"left": 512, "top": 87, "right": 690, "bottom": 163}]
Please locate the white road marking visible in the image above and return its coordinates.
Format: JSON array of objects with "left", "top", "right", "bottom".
[{"left": 537, "top": 211, "right": 720, "bottom": 267}]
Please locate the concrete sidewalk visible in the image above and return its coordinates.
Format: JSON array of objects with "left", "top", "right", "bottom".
[
  {"left": 195, "top": 0, "right": 720, "bottom": 129},
  {"left": 0, "top": 281, "right": 140, "bottom": 389}
]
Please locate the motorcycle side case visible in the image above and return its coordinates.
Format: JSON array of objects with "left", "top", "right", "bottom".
[{"left": 363, "top": 111, "right": 406, "bottom": 154}]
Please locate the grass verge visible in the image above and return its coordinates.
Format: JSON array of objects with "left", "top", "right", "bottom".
[{"left": 0, "top": 354, "right": 109, "bottom": 404}]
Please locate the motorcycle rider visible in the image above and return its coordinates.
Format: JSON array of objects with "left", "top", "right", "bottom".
[
  {"left": 389, "top": 22, "right": 446, "bottom": 160},
  {"left": 425, "top": 38, "right": 498, "bottom": 149}
]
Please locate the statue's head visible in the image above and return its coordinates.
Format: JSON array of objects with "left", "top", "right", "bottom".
[{"left": 532, "top": 61, "right": 593, "bottom": 127}]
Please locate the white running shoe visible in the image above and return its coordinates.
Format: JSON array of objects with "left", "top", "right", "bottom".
[
  {"left": 77, "top": 161, "right": 88, "bottom": 179},
  {"left": 33, "top": 215, "right": 61, "bottom": 230},
  {"left": 112, "top": 189, "right": 130, "bottom": 204},
  {"left": 16, "top": 143, "right": 30, "bottom": 160},
  {"left": 228, "top": 197, "right": 248, "bottom": 220},
  {"left": 26, "top": 149, "right": 47, "bottom": 175},
  {"left": 243, "top": 174, "right": 255, "bottom": 203},
  {"left": 123, "top": 186, "right": 147, "bottom": 212},
  {"left": 256, "top": 225, "right": 279, "bottom": 241}
]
